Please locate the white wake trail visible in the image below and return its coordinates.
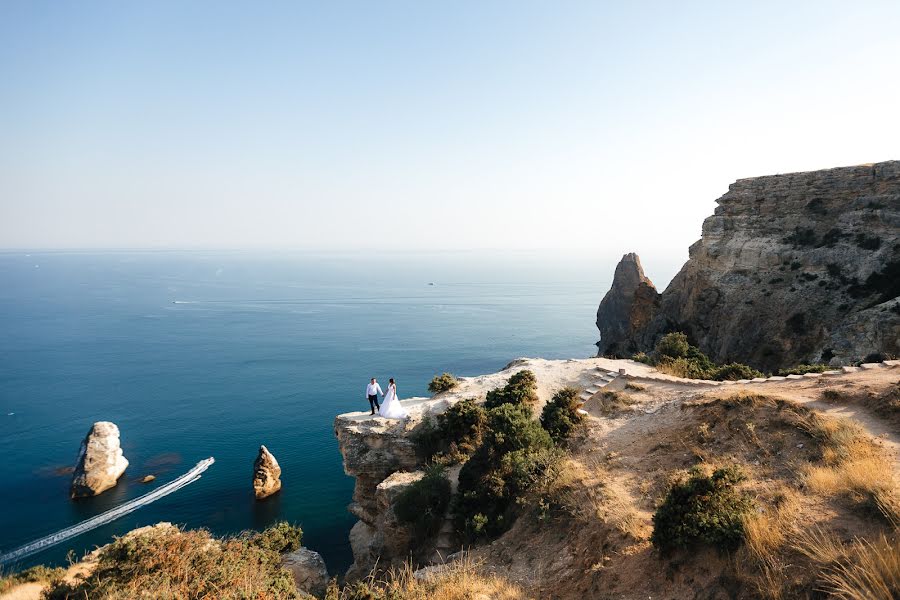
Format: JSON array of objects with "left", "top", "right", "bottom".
[{"left": 0, "top": 457, "right": 215, "bottom": 566}]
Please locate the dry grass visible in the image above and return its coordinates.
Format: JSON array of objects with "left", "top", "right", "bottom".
[
  {"left": 624, "top": 382, "right": 646, "bottom": 392},
  {"left": 596, "top": 390, "right": 637, "bottom": 415},
  {"left": 544, "top": 457, "right": 647, "bottom": 540},
  {"left": 742, "top": 488, "right": 801, "bottom": 561},
  {"left": 44, "top": 523, "right": 301, "bottom": 599},
  {"left": 796, "top": 413, "right": 900, "bottom": 526},
  {"left": 793, "top": 528, "right": 900, "bottom": 600},
  {"left": 330, "top": 554, "right": 528, "bottom": 600}
]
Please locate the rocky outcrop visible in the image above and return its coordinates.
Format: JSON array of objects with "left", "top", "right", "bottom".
[
  {"left": 597, "top": 161, "right": 900, "bottom": 371},
  {"left": 282, "top": 547, "right": 329, "bottom": 597},
  {"left": 253, "top": 445, "right": 282, "bottom": 500},
  {"left": 334, "top": 411, "right": 424, "bottom": 578},
  {"left": 347, "top": 470, "right": 425, "bottom": 579},
  {"left": 334, "top": 398, "right": 463, "bottom": 580},
  {"left": 71, "top": 421, "right": 129, "bottom": 498},
  {"left": 594, "top": 253, "right": 659, "bottom": 358}
]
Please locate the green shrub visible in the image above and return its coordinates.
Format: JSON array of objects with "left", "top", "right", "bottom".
[
  {"left": 414, "top": 398, "right": 487, "bottom": 463},
  {"left": 251, "top": 521, "right": 303, "bottom": 553},
  {"left": 712, "top": 362, "right": 764, "bottom": 381},
  {"left": 455, "top": 402, "right": 553, "bottom": 539},
  {"left": 394, "top": 465, "right": 452, "bottom": 543},
  {"left": 632, "top": 351, "right": 652, "bottom": 364},
  {"left": 656, "top": 332, "right": 691, "bottom": 359},
  {"left": 540, "top": 387, "right": 585, "bottom": 444},
  {"left": 651, "top": 465, "right": 752, "bottom": 554},
  {"left": 656, "top": 356, "right": 709, "bottom": 379},
  {"left": 778, "top": 364, "right": 829, "bottom": 376},
  {"left": 427, "top": 372, "right": 459, "bottom": 394},
  {"left": 654, "top": 336, "right": 761, "bottom": 381},
  {"left": 484, "top": 370, "right": 538, "bottom": 409}
]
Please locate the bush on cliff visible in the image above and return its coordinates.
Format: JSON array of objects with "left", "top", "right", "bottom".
[
  {"left": 428, "top": 372, "right": 459, "bottom": 394},
  {"left": 540, "top": 387, "right": 585, "bottom": 444},
  {"left": 455, "top": 402, "right": 554, "bottom": 539},
  {"left": 45, "top": 522, "right": 302, "bottom": 599},
  {"left": 778, "top": 363, "right": 829, "bottom": 376},
  {"left": 656, "top": 332, "right": 691, "bottom": 359},
  {"left": 415, "top": 398, "right": 487, "bottom": 463},
  {"left": 651, "top": 465, "right": 752, "bottom": 554},
  {"left": 652, "top": 332, "right": 763, "bottom": 381},
  {"left": 484, "top": 370, "right": 538, "bottom": 409},
  {"left": 394, "top": 465, "right": 452, "bottom": 543}
]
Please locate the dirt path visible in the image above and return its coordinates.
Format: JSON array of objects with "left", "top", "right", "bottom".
[
  {"left": 0, "top": 560, "right": 94, "bottom": 600},
  {"left": 588, "top": 366, "right": 900, "bottom": 476}
]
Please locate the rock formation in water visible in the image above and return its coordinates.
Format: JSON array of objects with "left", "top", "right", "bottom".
[
  {"left": 596, "top": 161, "right": 900, "bottom": 371},
  {"left": 71, "top": 421, "right": 129, "bottom": 498},
  {"left": 282, "top": 547, "right": 329, "bottom": 597},
  {"left": 252, "top": 445, "right": 282, "bottom": 499}
]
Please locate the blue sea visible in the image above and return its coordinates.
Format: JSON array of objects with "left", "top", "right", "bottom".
[{"left": 0, "top": 250, "right": 608, "bottom": 573}]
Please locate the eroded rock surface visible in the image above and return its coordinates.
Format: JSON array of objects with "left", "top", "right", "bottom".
[
  {"left": 282, "top": 547, "right": 329, "bottom": 597},
  {"left": 334, "top": 411, "right": 425, "bottom": 578},
  {"left": 597, "top": 161, "right": 900, "bottom": 370},
  {"left": 595, "top": 253, "right": 659, "bottom": 358},
  {"left": 71, "top": 421, "right": 129, "bottom": 498},
  {"left": 252, "top": 445, "right": 282, "bottom": 499}
]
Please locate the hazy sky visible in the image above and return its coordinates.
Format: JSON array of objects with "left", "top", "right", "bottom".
[{"left": 2, "top": 1, "right": 899, "bottom": 270}]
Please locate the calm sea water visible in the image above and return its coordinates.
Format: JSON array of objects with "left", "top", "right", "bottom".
[{"left": 0, "top": 250, "right": 607, "bottom": 573}]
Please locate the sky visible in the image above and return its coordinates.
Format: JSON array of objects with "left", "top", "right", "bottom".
[{"left": 1, "top": 1, "right": 899, "bottom": 275}]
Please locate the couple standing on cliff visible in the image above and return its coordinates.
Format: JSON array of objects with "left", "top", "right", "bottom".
[{"left": 365, "top": 377, "right": 408, "bottom": 419}]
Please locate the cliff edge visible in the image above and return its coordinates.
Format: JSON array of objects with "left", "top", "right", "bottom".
[{"left": 597, "top": 161, "right": 900, "bottom": 370}]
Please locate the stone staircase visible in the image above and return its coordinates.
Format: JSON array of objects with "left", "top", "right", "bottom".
[{"left": 577, "top": 366, "right": 621, "bottom": 413}]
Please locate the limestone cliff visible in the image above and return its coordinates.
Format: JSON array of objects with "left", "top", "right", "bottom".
[
  {"left": 597, "top": 161, "right": 900, "bottom": 371},
  {"left": 334, "top": 404, "right": 435, "bottom": 579}
]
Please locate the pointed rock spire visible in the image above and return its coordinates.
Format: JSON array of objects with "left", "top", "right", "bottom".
[
  {"left": 595, "top": 253, "right": 660, "bottom": 357},
  {"left": 253, "top": 445, "right": 282, "bottom": 499}
]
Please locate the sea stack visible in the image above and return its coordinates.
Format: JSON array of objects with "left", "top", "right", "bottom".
[
  {"left": 71, "top": 421, "right": 129, "bottom": 498},
  {"left": 253, "top": 445, "right": 282, "bottom": 499}
]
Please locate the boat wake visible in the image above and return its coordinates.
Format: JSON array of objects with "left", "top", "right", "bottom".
[{"left": 0, "top": 457, "right": 215, "bottom": 566}]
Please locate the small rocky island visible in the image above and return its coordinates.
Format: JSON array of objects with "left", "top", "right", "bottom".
[
  {"left": 253, "top": 445, "right": 282, "bottom": 499},
  {"left": 70, "top": 421, "right": 129, "bottom": 498}
]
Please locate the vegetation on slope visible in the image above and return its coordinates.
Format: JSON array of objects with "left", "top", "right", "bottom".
[
  {"left": 651, "top": 464, "right": 752, "bottom": 553},
  {"left": 427, "top": 372, "right": 458, "bottom": 394},
  {"left": 325, "top": 555, "right": 527, "bottom": 600},
  {"left": 394, "top": 465, "right": 452, "bottom": 544},
  {"left": 43, "top": 522, "right": 303, "bottom": 599},
  {"left": 636, "top": 332, "right": 764, "bottom": 380}
]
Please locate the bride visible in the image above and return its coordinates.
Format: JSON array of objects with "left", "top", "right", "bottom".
[{"left": 378, "top": 378, "right": 408, "bottom": 419}]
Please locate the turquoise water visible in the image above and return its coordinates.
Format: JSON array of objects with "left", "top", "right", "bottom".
[{"left": 0, "top": 250, "right": 605, "bottom": 572}]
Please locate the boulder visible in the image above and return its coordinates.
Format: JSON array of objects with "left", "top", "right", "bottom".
[
  {"left": 71, "top": 421, "right": 129, "bottom": 498},
  {"left": 253, "top": 445, "right": 282, "bottom": 499},
  {"left": 282, "top": 547, "right": 329, "bottom": 597}
]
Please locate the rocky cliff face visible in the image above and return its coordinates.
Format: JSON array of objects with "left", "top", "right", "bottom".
[
  {"left": 334, "top": 398, "right": 458, "bottom": 579},
  {"left": 71, "top": 421, "right": 129, "bottom": 498},
  {"left": 597, "top": 161, "right": 900, "bottom": 371}
]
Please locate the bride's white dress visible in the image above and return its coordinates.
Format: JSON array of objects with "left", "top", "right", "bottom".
[{"left": 378, "top": 384, "right": 408, "bottom": 419}]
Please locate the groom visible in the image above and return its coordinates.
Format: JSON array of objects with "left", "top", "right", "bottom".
[{"left": 365, "top": 377, "right": 383, "bottom": 415}]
